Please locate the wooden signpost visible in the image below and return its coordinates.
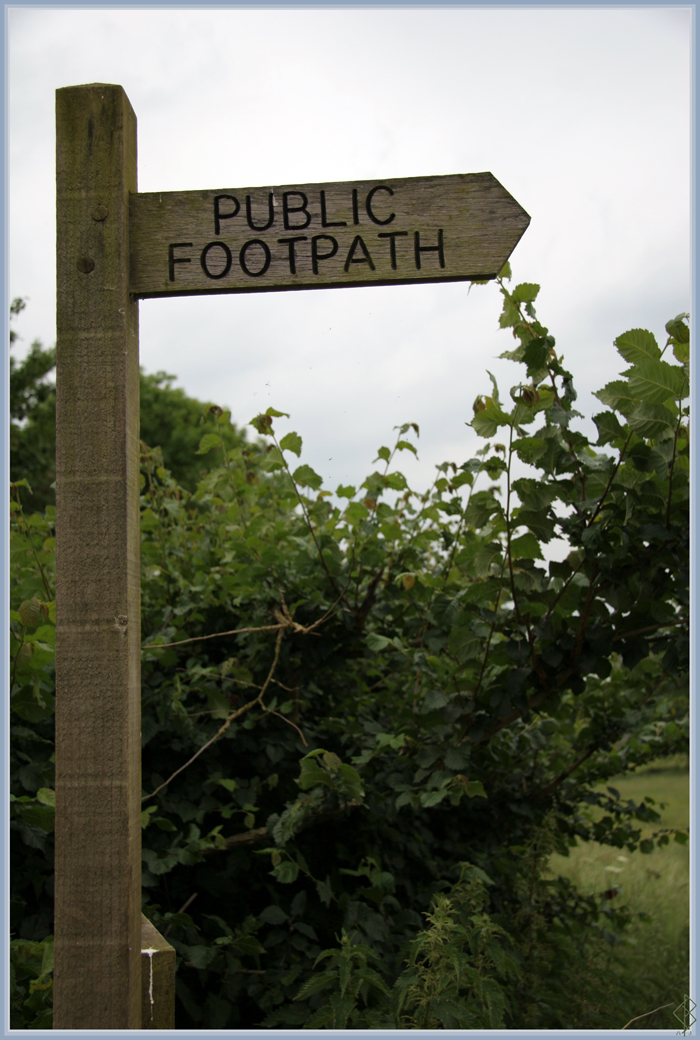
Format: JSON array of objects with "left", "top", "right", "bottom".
[{"left": 53, "top": 82, "right": 530, "bottom": 1029}]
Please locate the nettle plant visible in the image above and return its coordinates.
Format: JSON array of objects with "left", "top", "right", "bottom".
[{"left": 10, "top": 267, "right": 688, "bottom": 1028}]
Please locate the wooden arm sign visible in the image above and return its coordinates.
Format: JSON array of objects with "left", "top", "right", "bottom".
[{"left": 130, "top": 172, "right": 529, "bottom": 298}]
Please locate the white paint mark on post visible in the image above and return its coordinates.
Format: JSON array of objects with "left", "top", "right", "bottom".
[{"left": 142, "top": 947, "right": 157, "bottom": 1019}]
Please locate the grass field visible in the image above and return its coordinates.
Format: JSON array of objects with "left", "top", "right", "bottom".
[{"left": 546, "top": 756, "right": 690, "bottom": 1030}]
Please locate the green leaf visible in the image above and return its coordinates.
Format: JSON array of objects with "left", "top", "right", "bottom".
[
  {"left": 258, "top": 904, "right": 289, "bottom": 925},
  {"left": 315, "top": 876, "right": 334, "bottom": 906},
  {"left": 510, "top": 532, "right": 543, "bottom": 561},
  {"left": 35, "top": 788, "right": 55, "bottom": 808},
  {"left": 18, "top": 598, "right": 43, "bottom": 629},
  {"left": 627, "top": 402, "right": 678, "bottom": 440},
  {"left": 249, "top": 408, "right": 290, "bottom": 435},
  {"left": 153, "top": 817, "right": 178, "bottom": 832},
  {"left": 296, "top": 759, "right": 330, "bottom": 791},
  {"left": 292, "top": 465, "right": 323, "bottom": 491},
  {"left": 466, "top": 780, "right": 487, "bottom": 799},
  {"left": 594, "top": 379, "right": 638, "bottom": 415},
  {"left": 665, "top": 313, "right": 689, "bottom": 343},
  {"left": 512, "top": 436, "right": 547, "bottom": 464},
  {"left": 614, "top": 328, "right": 660, "bottom": 366},
  {"left": 625, "top": 358, "right": 688, "bottom": 404},
  {"left": 512, "top": 282, "right": 540, "bottom": 304},
  {"left": 521, "top": 336, "right": 552, "bottom": 378},
  {"left": 421, "top": 689, "right": 449, "bottom": 712},
  {"left": 385, "top": 471, "right": 407, "bottom": 491},
  {"left": 279, "top": 431, "right": 302, "bottom": 457},
  {"left": 366, "top": 632, "right": 391, "bottom": 652},
  {"left": 271, "top": 859, "right": 300, "bottom": 884},
  {"left": 344, "top": 501, "right": 369, "bottom": 523},
  {"left": 396, "top": 440, "right": 418, "bottom": 456},
  {"left": 593, "top": 411, "right": 627, "bottom": 446},
  {"left": 336, "top": 484, "right": 356, "bottom": 499},
  {"left": 375, "top": 446, "right": 391, "bottom": 462},
  {"left": 420, "top": 789, "right": 448, "bottom": 807},
  {"left": 512, "top": 478, "right": 560, "bottom": 511},
  {"left": 336, "top": 762, "right": 364, "bottom": 801},
  {"left": 196, "top": 433, "right": 222, "bottom": 455},
  {"left": 261, "top": 446, "right": 285, "bottom": 470},
  {"left": 672, "top": 339, "right": 690, "bottom": 363},
  {"left": 471, "top": 398, "right": 512, "bottom": 438}
]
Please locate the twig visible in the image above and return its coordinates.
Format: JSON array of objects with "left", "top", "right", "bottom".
[
  {"left": 613, "top": 618, "right": 685, "bottom": 643},
  {"left": 162, "top": 892, "right": 198, "bottom": 938},
  {"left": 143, "top": 593, "right": 342, "bottom": 651},
  {"left": 199, "top": 800, "right": 363, "bottom": 858},
  {"left": 143, "top": 622, "right": 284, "bottom": 650},
  {"left": 199, "top": 826, "right": 269, "bottom": 856},
  {"left": 141, "top": 630, "right": 284, "bottom": 802},
  {"left": 264, "top": 707, "right": 308, "bottom": 747},
  {"left": 621, "top": 1002, "right": 673, "bottom": 1029}
]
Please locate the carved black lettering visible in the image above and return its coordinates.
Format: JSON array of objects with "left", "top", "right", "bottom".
[
  {"left": 245, "top": 193, "right": 275, "bottom": 231},
  {"left": 344, "top": 235, "right": 375, "bottom": 273},
  {"left": 214, "top": 195, "right": 240, "bottom": 235},
  {"left": 352, "top": 188, "right": 360, "bottom": 226},
  {"left": 311, "top": 235, "right": 339, "bottom": 275},
  {"left": 278, "top": 236, "right": 308, "bottom": 275},
  {"left": 200, "top": 241, "right": 232, "bottom": 280},
  {"left": 414, "top": 229, "right": 445, "bottom": 270},
  {"left": 282, "top": 192, "right": 311, "bottom": 230},
  {"left": 239, "top": 239, "right": 272, "bottom": 277},
  {"left": 378, "top": 231, "right": 408, "bottom": 270},
  {"left": 320, "top": 191, "right": 347, "bottom": 228},
  {"left": 168, "top": 243, "right": 193, "bottom": 282},
  {"left": 365, "top": 185, "right": 395, "bottom": 226}
]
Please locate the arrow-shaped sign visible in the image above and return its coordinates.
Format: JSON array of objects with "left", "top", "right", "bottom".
[{"left": 129, "top": 172, "right": 529, "bottom": 298}]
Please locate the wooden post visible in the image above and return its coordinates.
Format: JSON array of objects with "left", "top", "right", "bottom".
[
  {"left": 54, "top": 83, "right": 142, "bottom": 1028},
  {"left": 51, "top": 80, "right": 530, "bottom": 1029},
  {"left": 141, "top": 915, "right": 176, "bottom": 1029}
]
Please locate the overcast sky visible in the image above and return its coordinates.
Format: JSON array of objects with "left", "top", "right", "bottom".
[{"left": 8, "top": 5, "right": 692, "bottom": 496}]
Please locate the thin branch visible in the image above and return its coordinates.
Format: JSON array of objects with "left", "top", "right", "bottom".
[
  {"left": 142, "top": 597, "right": 342, "bottom": 650},
  {"left": 142, "top": 629, "right": 284, "bottom": 803},
  {"left": 621, "top": 1003, "right": 673, "bottom": 1029},
  {"left": 613, "top": 617, "right": 686, "bottom": 643},
  {"left": 272, "top": 431, "right": 345, "bottom": 600},
  {"left": 162, "top": 892, "right": 198, "bottom": 938},
  {"left": 585, "top": 431, "right": 632, "bottom": 529},
  {"left": 665, "top": 409, "right": 684, "bottom": 529},
  {"left": 199, "top": 800, "right": 363, "bottom": 858},
  {"left": 143, "top": 622, "right": 284, "bottom": 650},
  {"left": 543, "top": 553, "right": 586, "bottom": 623},
  {"left": 10, "top": 630, "right": 26, "bottom": 690},
  {"left": 533, "top": 745, "right": 597, "bottom": 801},
  {"left": 263, "top": 707, "right": 308, "bottom": 747}
]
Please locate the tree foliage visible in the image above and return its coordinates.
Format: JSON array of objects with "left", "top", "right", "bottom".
[
  {"left": 9, "top": 270, "right": 689, "bottom": 1028},
  {"left": 9, "top": 300, "right": 248, "bottom": 510}
]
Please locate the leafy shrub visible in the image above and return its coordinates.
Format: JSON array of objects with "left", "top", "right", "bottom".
[{"left": 10, "top": 267, "right": 689, "bottom": 1028}]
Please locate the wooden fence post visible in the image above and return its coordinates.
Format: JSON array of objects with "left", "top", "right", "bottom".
[
  {"left": 141, "top": 914, "right": 176, "bottom": 1028},
  {"left": 54, "top": 83, "right": 142, "bottom": 1029}
]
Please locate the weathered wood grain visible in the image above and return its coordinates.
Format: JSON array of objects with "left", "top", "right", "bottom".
[
  {"left": 54, "top": 83, "right": 142, "bottom": 1029},
  {"left": 130, "top": 172, "right": 529, "bottom": 298}
]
